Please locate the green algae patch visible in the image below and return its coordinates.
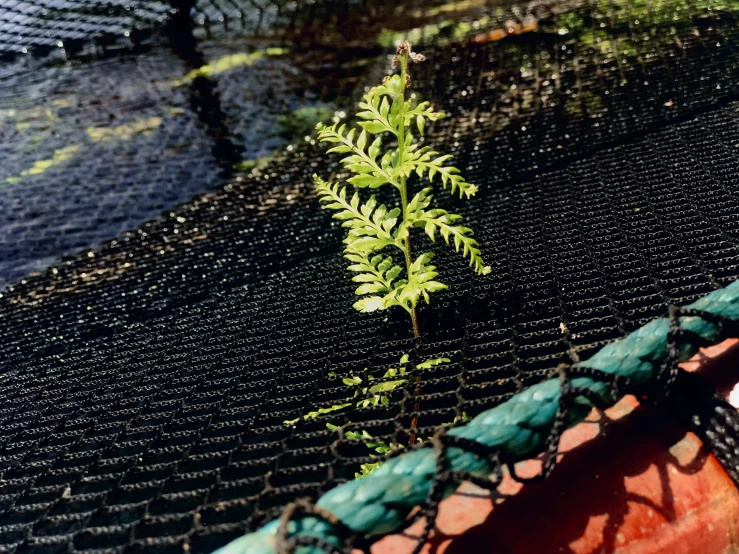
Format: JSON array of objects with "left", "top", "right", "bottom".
[
  {"left": 170, "top": 48, "right": 287, "bottom": 87},
  {"left": 378, "top": 18, "right": 489, "bottom": 48},
  {"left": 233, "top": 155, "right": 274, "bottom": 173},
  {"left": 5, "top": 145, "right": 80, "bottom": 184},
  {"left": 86, "top": 117, "right": 162, "bottom": 143}
]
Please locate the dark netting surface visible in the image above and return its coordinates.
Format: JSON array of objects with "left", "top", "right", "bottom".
[{"left": 2, "top": 1, "right": 739, "bottom": 553}]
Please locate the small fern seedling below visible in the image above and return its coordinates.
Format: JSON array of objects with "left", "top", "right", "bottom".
[
  {"left": 283, "top": 354, "right": 447, "bottom": 425},
  {"left": 313, "top": 41, "right": 490, "bottom": 338}
]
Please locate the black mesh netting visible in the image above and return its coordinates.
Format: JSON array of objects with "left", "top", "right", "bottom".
[{"left": 2, "top": 0, "right": 739, "bottom": 553}]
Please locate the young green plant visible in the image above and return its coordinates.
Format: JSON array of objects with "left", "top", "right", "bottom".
[
  {"left": 284, "top": 354, "right": 470, "bottom": 478},
  {"left": 285, "top": 43, "right": 489, "bottom": 475},
  {"left": 312, "top": 42, "right": 490, "bottom": 443},
  {"left": 313, "top": 41, "right": 490, "bottom": 338}
]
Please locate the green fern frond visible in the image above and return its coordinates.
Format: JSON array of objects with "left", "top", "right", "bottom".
[
  {"left": 355, "top": 462, "right": 384, "bottom": 478},
  {"left": 375, "top": 74, "right": 404, "bottom": 97},
  {"left": 411, "top": 150, "right": 478, "bottom": 198},
  {"left": 314, "top": 42, "right": 489, "bottom": 322},
  {"left": 285, "top": 352, "right": 454, "bottom": 476},
  {"left": 407, "top": 188, "right": 491, "bottom": 275},
  {"left": 315, "top": 175, "right": 422, "bottom": 312},
  {"left": 403, "top": 101, "right": 445, "bottom": 135},
  {"left": 356, "top": 85, "right": 396, "bottom": 135},
  {"left": 392, "top": 252, "right": 448, "bottom": 308},
  {"left": 345, "top": 251, "right": 404, "bottom": 313},
  {"left": 416, "top": 357, "right": 450, "bottom": 369},
  {"left": 315, "top": 122, "right": 397, "bottom": 189},
  {"left": 282, "top": 402, "right": 351, "bottom": 424},
  {"left": 285, "top": 354, "right": 449, "bottom": 423},
  {"left": 356, "top": 75, "right": 445, "bottom": 136},
  {"left": 314, "top": 175, "right": 401, "bottom": 253}
]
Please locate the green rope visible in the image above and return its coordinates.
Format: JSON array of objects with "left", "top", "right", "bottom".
[{"left": 213, "top": 281, "right": 739, "bottom": 554}]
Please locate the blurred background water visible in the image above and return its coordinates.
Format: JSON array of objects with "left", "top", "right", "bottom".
[{"left": 2, "top": 0, "right": 730, "bottom": 288}]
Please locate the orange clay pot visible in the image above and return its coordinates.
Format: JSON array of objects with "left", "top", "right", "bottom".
[{"left": 371, "top": 340, "right": 739, "bottom": 554}]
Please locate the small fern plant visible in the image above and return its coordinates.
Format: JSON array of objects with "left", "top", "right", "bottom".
[
  {"left": 285, "top": 42, "right": 489, "bottom": 478},
  {"left": 313, "top": 41, "right": 490, "bottom": 337}
]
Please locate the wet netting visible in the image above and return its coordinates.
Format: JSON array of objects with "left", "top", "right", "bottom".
[{"left": 2, "top": 0, "right": 739, "bottom": 552}]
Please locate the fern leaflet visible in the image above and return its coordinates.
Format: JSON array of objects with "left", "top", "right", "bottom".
[{"left": 407, "top": 188, "right": 491, "bottom": 275}]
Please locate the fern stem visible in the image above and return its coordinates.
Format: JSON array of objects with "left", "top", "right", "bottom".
[
  {"left": 396, "top": 53, "right": 421, "bottom": 340},
  {"left": 397, "top": 50, "right": 422, "bottom": 446},
  {"left": 402, "top": 180, "right": 422, "bottom": 442},
  {"left": 400, "top": 187, "right": 421, "bottom": 338}
]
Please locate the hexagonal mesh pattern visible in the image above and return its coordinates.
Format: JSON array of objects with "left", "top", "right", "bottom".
[{"left": 1, "top": 1, "right": 739, "bottom": 553}]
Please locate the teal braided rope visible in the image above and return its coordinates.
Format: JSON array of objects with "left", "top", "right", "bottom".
[{"left": 214, "top": 281, "right": 739, "bottom": 554}]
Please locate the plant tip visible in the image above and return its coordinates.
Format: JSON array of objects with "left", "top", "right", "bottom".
[{"left": 396, "top": 40, "right": 411, "bottom": 56}]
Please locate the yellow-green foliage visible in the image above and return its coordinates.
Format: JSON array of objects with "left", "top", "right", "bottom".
[
  {"left": 285, "top": 354, "right": 454, "bottom": 478},
  {"left": 170, "top": 48, "right": 287, "bottom": 86},
  {"left": 313, "top": 44, "right": 490, "bottom": 319},
  {"left": 86, "top": 117, "right": 161, "bottom": 143},
  {"left": 5, "top": 145, "right": 80, "bottom": 184},
  {"left": 6, "top": 117, "right": 163, "bottom": 185},
  {"left": 377, "top": 17, "right": 490, "bottom": 48}
]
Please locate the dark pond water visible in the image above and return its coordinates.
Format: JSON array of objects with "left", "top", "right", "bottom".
[
  {"left": 0, "top": 0, "right": 508, "bottom": 286},
  {"left": 0, "top": 0, "right": 735, "bottom": 288}
]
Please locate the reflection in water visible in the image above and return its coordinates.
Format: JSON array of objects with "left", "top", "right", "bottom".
[
  {"left": 166, "top": 0, "right": 245, "bottom": 172},
  {"left": 4, "top": 145, "right": 81, "bottom": 185}
]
